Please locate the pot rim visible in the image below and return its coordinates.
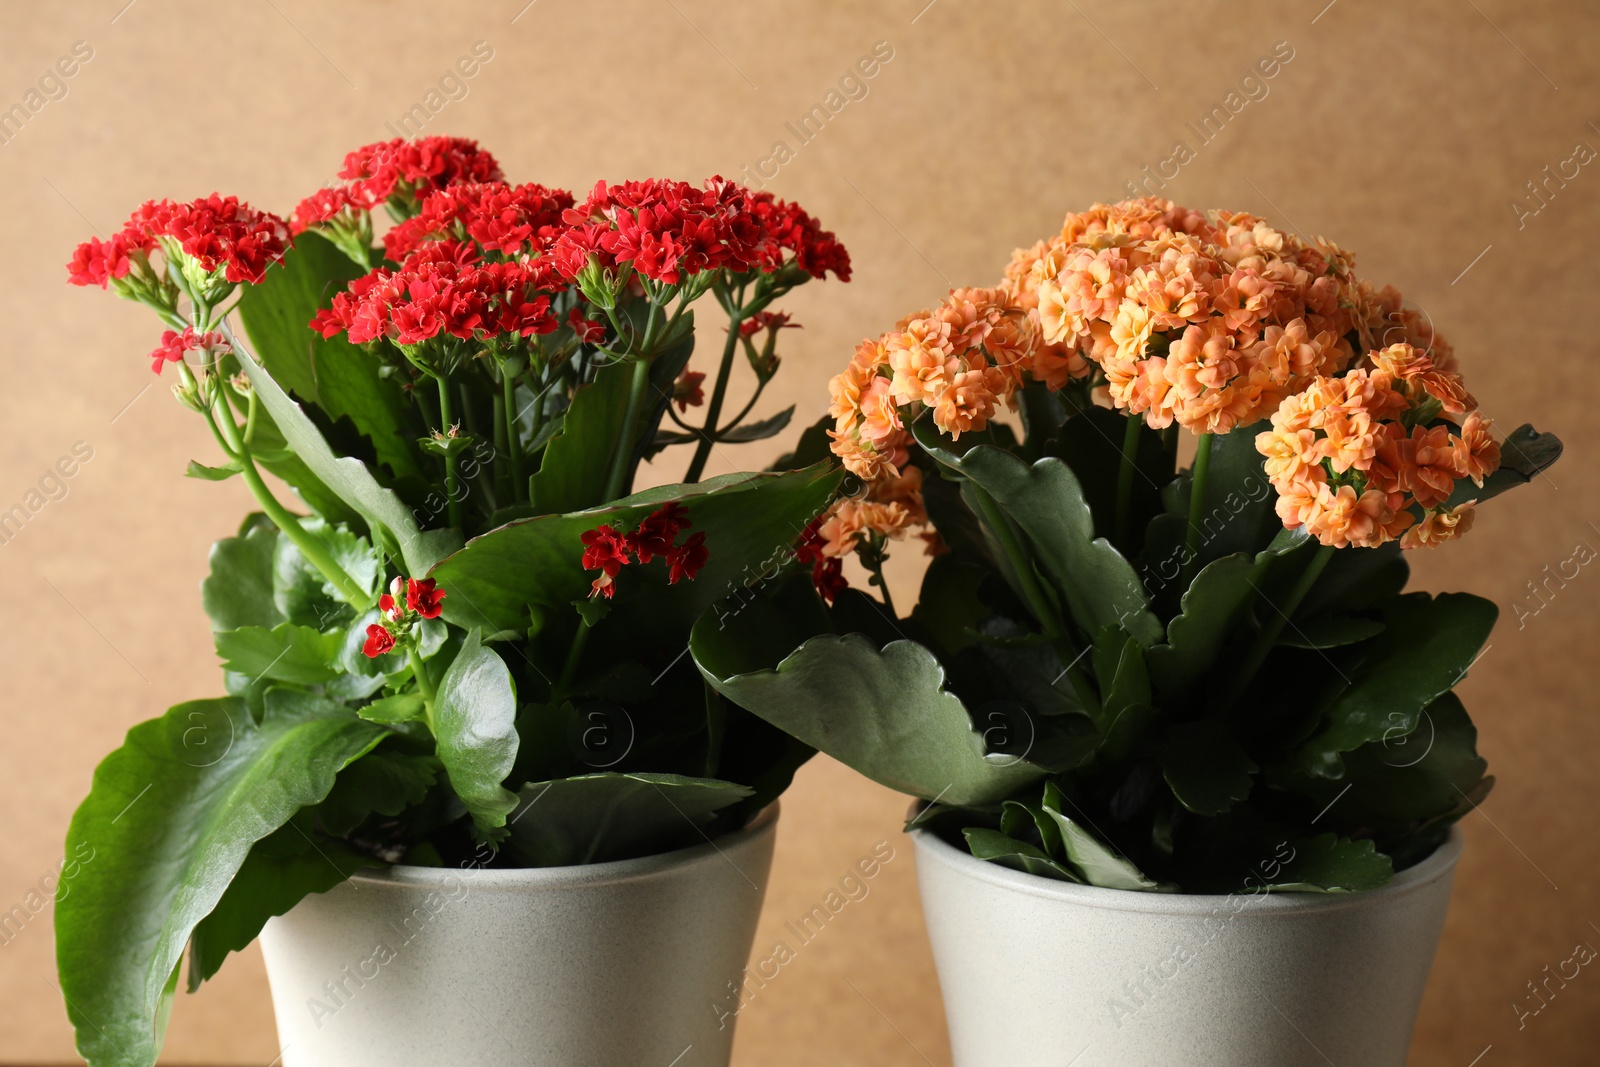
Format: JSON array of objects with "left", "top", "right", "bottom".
[
  {"left": 346, "top": 800, "right": 779, "bottom": 893},
  {"left": 909, "top": 805, "right": 1462, "bottom": 916}
]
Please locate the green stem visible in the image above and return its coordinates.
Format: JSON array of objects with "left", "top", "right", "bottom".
[
  {"left": 408, "top": 644, "right": 438, "bottom": 725},
  {"left": 683, "top": 308, "right": 746, "bottom": 483},
  {"left": 556, "top": 620, "right": 592, "bottom": 699},
  {"left": 1114, "top": 413, "right": 1141, "bottom": 549},
  {"left": 1214, "top": 545, "right": 1335, "bottom": 714},
  {"left": 434, "top": 373, "right": 464, "bottom": 531},
  {"left": 966, "top": 480, "right": 1096, "bottom": 711},
  {"left": 1183, "top": 432, "right": 1215, "bottom": 584},
  {"left": 603, "top": 357, "right": 653, "bottom": 501},
  {"left": 868, "top": 561, "right": 897, "bottom": 617},
  {"left": 201, "top": 378, "right": 370, "bottom": 608},
  {"left": 502, "top": 366, "right": 524, "bottom": 496}
]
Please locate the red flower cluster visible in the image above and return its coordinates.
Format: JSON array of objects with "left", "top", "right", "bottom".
[
  {"left": 748, "top": 192, "right": 851, "bottom": 281},
  {"left": 384, "top": 181, "right": 575, "bottom": 261},
  {"left": 362, "top": 577, "right": 448, "bottom": 658},
  {"left": 149, "top": 326, "right": 230, "bottom": 375},
  {"left": 312, "top": 242, "right": 559, "bottom": 346},
  {"left": 550, "top": 178, "right": 851, "bottom": 286},
  {"left": 795, "top": 516, "right": 849, "bottom": 603},
  {"left": 293, "top": 136, "right": 504, "bottom": 230},
  {"left": 580, "top": 503, "right": 709, "bottom": 598},
  {"left": 67, "top": 195, "right": 291, "bottom": 288}
]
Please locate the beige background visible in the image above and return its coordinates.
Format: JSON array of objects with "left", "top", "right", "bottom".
[{"left": 2, "top": 1, "right": 1598, "bottom": 1062}]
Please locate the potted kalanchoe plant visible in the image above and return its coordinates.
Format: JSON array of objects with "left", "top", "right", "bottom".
[
  {"left": 692, "top": 197, "right": 1562, "bottom": 1066},
  {"left": 58, "top": 136, "right": 849, "bottom": 1067}
]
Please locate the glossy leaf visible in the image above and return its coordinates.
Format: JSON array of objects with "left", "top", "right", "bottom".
[
  {"left": 694, "top": 631, "right": 1047, "bottom": 806},
  {"left": 504, "top": 772, "right": 752, "bottom": 867},
  {"left": 201, "top": 522, "right": 284, "bottom": 632},
  {"left": 528, "top": 361, "right": 634, "bottom": 515},
  {"left": 1160, "top": 721, "right": 1258, "bottom": 816},
  {"left": 56, "top": 693, "right": 387, "bottom": 1067},
  {"left": 719, "top": 404, "right": 795, "bottom": 444},
  {"left": 432, "top": 630, "right": 519, "bottom": 837},
  {"left": 214, "top": 623, "right": 344, "bottom": 685},
  {"left": 1266, "top": 834, "right": 1394, "bottom": 893},
  {"left": 186, "top": 825, "right": 379, "bottom": 990},
  {"left": 1145, "top": 553, "right": 1258, "bottom": 700},
  {"left": 1289, "top": 592, "right": 1497, "bottom": 778},
  {"left": 231, "top": 324, "right": 462, "bottom": 577},
  {"left": 963, "top": 828, "right": 1081, "bottom": 882},
  {"left": 1042, "top": 781, "right": 1169, "bottom": 891},
  {"left": 236, "top": 230, "right": 424, "bottom": 480},
  {"left": 432, "top": 463, "right": 842, "bottom": 636},
  {"left": 919, "top": 433, "right": 1161, "bottom": 647}
]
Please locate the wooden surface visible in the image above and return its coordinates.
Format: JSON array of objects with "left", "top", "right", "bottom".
[{"left": 4, "top": 1, "right": 1600, "bottom": 1064}]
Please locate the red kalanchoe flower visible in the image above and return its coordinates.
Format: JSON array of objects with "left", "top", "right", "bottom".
[
  {"left": 795, "top": 515, "right": 849, "bottom": 603},
  {"left": 406, "top": 578, "right": 447, "bottom": 619},
  {"left": 362, "top": 623, "right": 396, "bottom": 658},
  {"left": 674, "top": 370, "right": 706, "bottom": 413},
  {"left": 66, "top": 232, "right": 150, "bottom": 288},
  {"left": 738, "top": 311, "right": 798, "bottom": 338},
  {"left": 384, "top": 181, "right": 575, "bottom": 260},
  {"left": 567, "top": 305, "right": 606, "bottom": 343},
  {"left": 338, "top": 136, "right": 504, "bottom": 206},
  {"left": 749, "top": 191, "right": 852, "bottom": 281},
  {"left": 147, "top": 326, "right": 230, "bottom": 375},
  {"left": 291, "top": 186, "right": 361, "bottom": 234},
  {"left": 630, "top": 503, "right": 691, "bottom": 563},
  {"left": 664, "top": 531, "right": 709, "bottom": 585},
  {"left": 581, "top": 523, "right": 633, "bottom": 598}
]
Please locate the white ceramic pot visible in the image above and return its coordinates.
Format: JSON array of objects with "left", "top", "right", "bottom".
[
  {"left": 258, "top": 804, "right": 778, "bottom": 1067},
  {"left": 912, "top": 822, "right": 1463, "bottom": 1067}
]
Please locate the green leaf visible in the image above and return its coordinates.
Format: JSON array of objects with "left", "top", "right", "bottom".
[
  {"left": 919, "top": 432, "right": 1161, "bottom": 647},
  {"left": 527, "top": 361, "right": 634, "bottom": 515},
  {"left": 433, "top": 630, "right": 519, "bottom": 837},
  {"left": 1145, "top": 553, "right": 1257, "bottom": 700},
  {"left": 359, "top": 691, "right": 427, "bottom": 725},
  {"left": 1446, "top": 424, "right": 1562, "bottom": 508},
  {"left": 693, "top": 631, "right": 1047, "bottom": 806},
  {"left": 186, "top": 825, "right": 380, "bottom": 990},
  {"left": 1190, "top": 423, "right": 1278, "bottom": 564},
  {"left": 1289, "top": 592, "right": 1497, "bottom": 778},
  {"left": 1092, "top": 627, "right": 1154, "bottom": 763},
  {"left": 314, "top": 748, "right": 439, "bottom": 836},
  {"left": 1278, "top": 615, "right": 1385, "bottom": 650},
  {"left": 201, "top": 522, "right": 285, "bottom": 632},
  {"left": 271, "top": 518, "right": 381, "bottom": 630},
  {"left": 236, "top": 230, "right": 425, "bottom": 480},
  {"left": 185, "top": 459, "right": 241, "bottom": 481},
  {"left": 432, "top": 464, "right": 842, "bottom": 636},
  {"left": 963, "top": 827, "right": 1081, "bottom": 882},
  {"left": 233, "top": 327, "right": 462, "bottom": 577},
  {"left": 56, "top": 693, "right": 387, "bottom": 1067},
  {"left": 1266, "top": 834, "right": 1394, "bottom": 892},
  {"left": 1041, "top": 782, "right": 1168, "bottom": 891},
  {"left": 719, "top": 404, "right": 795, "bottom": 444},
  {"left": 1159, "top": 721, "right": 1258, "bottom": 816},
  {"left": 214, "top": 623, "right": 344, "bottom": 685},
  {"left": 504, "top": 772, "right": 753, "bottom": 867}
]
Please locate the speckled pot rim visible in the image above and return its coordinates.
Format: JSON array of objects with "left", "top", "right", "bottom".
[
  {"left": 910, "top": 805, "right": 1462, "bottom": 917},
  {"left": 346, "top": 801, "right": 779, "bottom": 893}
]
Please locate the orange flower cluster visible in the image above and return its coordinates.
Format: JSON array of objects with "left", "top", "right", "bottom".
[
  {"left": 1026, "top": 198, "right": 1384, "bottom": 435},
  {"left": 828, "top": 287, "right": 1037, "bottom": 480},
  {"left": 811, "top": 464, "right": 932, "bottom": 559},
  {"left": 1256, "top": 343, "right": 1499, "bottom": 549}
]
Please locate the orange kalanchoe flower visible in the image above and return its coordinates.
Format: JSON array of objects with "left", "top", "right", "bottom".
[{"left": 1255, "top": 347, "right": 1500, "bottom": 550}]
